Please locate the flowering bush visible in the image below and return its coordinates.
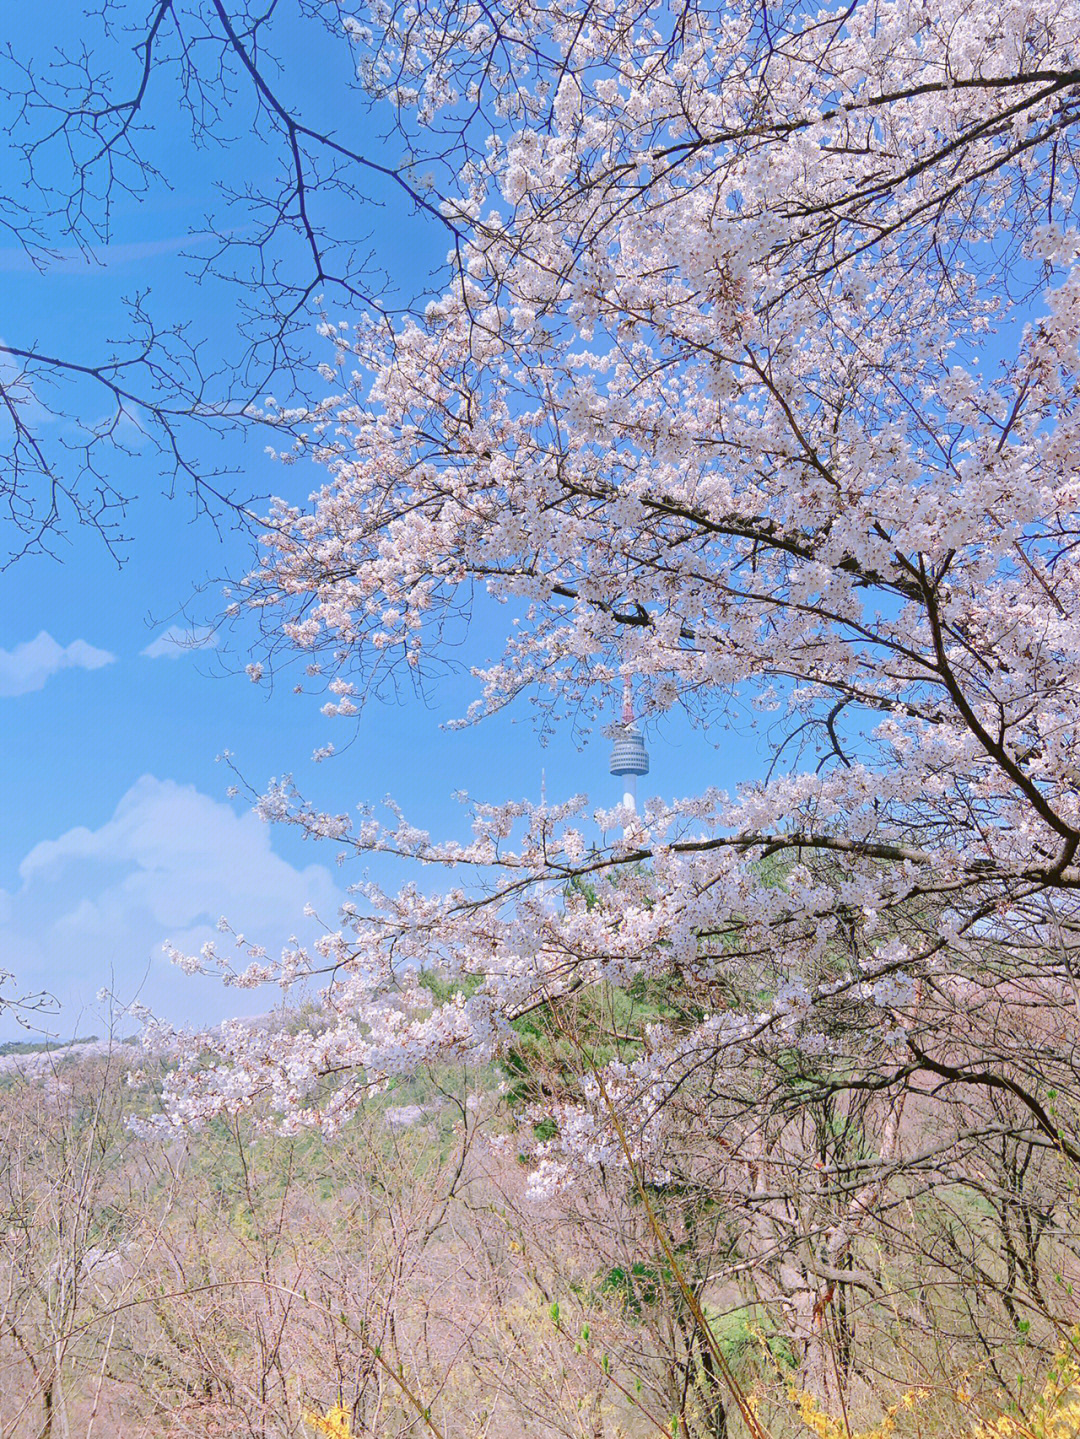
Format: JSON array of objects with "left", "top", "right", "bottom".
[{"left": 305, "top": 1403, "right": 354, "bottom": 1438}]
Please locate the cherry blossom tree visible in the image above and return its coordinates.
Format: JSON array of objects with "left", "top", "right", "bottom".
[{"left": 157, "top": 0, "right": 1080, "bottom": 1407}]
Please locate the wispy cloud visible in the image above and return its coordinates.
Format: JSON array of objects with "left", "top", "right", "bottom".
[
  {"left": 0, "top": 232, "right": 215, "bottom": 275},
  {"left": 142, "top": 623, "right": 218, "bottom": 660},
  {"left": 0, "top": 632, "right": 116, "bottom": 697}
]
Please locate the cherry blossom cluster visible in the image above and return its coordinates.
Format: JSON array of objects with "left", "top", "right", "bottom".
[{"left": 158, "top": 0, "right": 1080, "bottom": 1188}]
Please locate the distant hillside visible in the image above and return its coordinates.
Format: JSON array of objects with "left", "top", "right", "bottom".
[
  {"left": 0, "top": 1036, "right": 136, "bottom": 1076},
  {"left": 0, "top": 1035, "right": 98, "bottom": 1056}
]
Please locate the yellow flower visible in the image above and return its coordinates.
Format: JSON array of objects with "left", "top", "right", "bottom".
[
  {"left": 788, "top": 1385, "right": 904, "bottom": 1439},
  {"left": 967, "top": 1327, "right": 1080, "bottom": 1439},
  {"left": 304, "top": 1403, "right": 353, "bottom": 1438}
]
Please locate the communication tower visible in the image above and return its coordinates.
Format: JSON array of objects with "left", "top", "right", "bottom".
[{"left": 609, "top": 682, "right": 649, "bottom": 831}]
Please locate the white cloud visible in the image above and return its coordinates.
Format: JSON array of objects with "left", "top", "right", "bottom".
[
  {"left": 0, "top": 776, "right": 344, "bottom": 1039},
  {"left": 0, "top": 631, "right": 116, "bottom": 697},
  {"left": 141, "top": 623, "right": 218, "bottom": 660}
]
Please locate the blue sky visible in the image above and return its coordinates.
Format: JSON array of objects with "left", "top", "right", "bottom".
[
  {"left": 0, "top": 3, "right": 760, "bottom": 1040},
  {"left": 0, "top": 512, "right": 758, "bottom": 1040}
]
